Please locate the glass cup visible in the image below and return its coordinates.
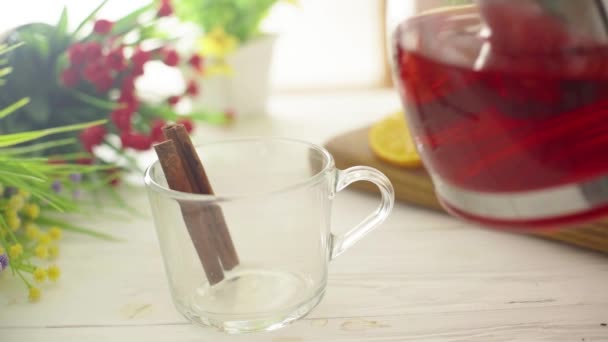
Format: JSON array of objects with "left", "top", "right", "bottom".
[
  {"left": 144, "top": 137, "right": 394, "bottom": 333},
  {"left": 391, "top": 1, "right": 608, "bottom": 229}
]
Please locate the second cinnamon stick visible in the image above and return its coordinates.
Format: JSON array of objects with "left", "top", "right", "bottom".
[{"left": 162, "top": 124, "right": 240, "bottom": 271}]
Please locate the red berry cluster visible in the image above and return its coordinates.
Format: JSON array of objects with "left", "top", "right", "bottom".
[
  {"left": 65, "top": 0, "right": 201, "bottom": 155},
  {"left": 79, "top": 125, "right": 107, "bottom": 153}
]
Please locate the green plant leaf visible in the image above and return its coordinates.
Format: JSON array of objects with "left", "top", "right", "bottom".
[
  {"left": 110, "top": 2, "right": 156, "bottom": 37},
  {"left": 0, "top": 119, "right": 106, "bottom": 147},
  {"left": 72, "top": 0, "right": 110, "bottom": 38},
  {"left": 57, "top": 6, "right": 69, "bottom": 35},
  {"left": 0, "top": 67, "right": 12, "bottom": 78},
  {"left": 0, "top": 42, "right": 24, "bottom": 56},
  {"left": 0, "top": 97, "right": 29, "bottom": 119},
  {"left": 0, "top": 138, "right": 75, "bottom": 155},
  {"left": 0, "top": 169, "right": 45, "bottom": 182}
]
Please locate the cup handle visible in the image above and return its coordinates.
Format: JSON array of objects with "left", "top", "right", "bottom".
[{"left": 330, "top": 166, "right": 395, "bottom": 260}]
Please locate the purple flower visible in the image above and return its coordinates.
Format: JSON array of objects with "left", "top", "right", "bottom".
[
  {"left": 72, "top": 189, "right": 81, "bottom": 200},
  {"left": 4, "top": 186, "right": 16, "bottom": 197},
  {"left": 51, "top": 180, "right": 62, "bottom": 193},
  {"left": 0, "top": 254, "right": 8, "bottom": 272},
  {"left": 69, "top": 173, "right": 82, "bottom": 183}
]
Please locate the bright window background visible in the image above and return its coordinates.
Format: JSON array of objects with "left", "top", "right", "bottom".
[{"left": 1, "top": 0, "right": 390, "bottom": 91}]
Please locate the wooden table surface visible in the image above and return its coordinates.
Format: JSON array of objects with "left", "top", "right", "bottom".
[{"left": 2, "top": 90, "right": 608, "bottom": 342}]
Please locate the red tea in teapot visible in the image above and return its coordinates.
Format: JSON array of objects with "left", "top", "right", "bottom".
[{"left": 393, "top": 4, "right": 608, "bottom": 227}]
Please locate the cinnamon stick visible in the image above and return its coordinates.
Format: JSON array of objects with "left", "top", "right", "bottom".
[
  {"left": 153, "top": 140, "right": 224, "bottom": 285},
  {"left": 162, "top": 124, "right": 240, "bottom": 271}
]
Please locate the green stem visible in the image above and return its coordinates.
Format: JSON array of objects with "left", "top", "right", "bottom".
[
  {"left": 0, "top": 215, "right": 20, "bottom": 244},
  {"left": 37, "top": 216, "right": 120, "bottom": 241},
  {"left": 15, "top": 268, "right": 32, "bottom": 288},
  {"left": 67, "top": 89, "right": 117, "bottom": 111},
  {"left": 103, "top": 185, "right": 144, "bottom": 218}
]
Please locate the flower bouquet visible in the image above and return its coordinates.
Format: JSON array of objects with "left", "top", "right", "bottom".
[
  {"left": 0, "top": 43, "right": 120, "bottom": 302},
  {"left": 0, "top": 0, "right": 231, "bottom": 168},
  {"left": 0, "top": 0, "right": 230, "bottom": 302}
]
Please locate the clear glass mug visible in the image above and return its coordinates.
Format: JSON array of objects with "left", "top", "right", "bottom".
[
  {"left": 391, "top": 0, "right": 608, "bottom": 229},
  {"left": 144, "top": 137, "right": 394, "bottom": 333}
]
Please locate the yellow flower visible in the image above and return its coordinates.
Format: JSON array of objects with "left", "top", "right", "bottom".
[
  {"left": 206, "top": 61, "right": 234, "bottom": 77},
  {"left": 35, "top": 245, "right": 48, "bottom": 259},
  {"left": 38, "top": 233, "right": 51, "bottom": 245},
  {"left": 22, "top": 203, "right": 40, "bottom": 219},
  {"left": 47, "top": 265, "right": 61, "bottom": 282},
  {"left": 199, "top": 27, "right": 238, "bottom": 58},
  {"left": 33, "top": 268, "right": 47, "bottom": 283},
  {"left": 25, "top": 222, "right": 40, "bottom": 240},
  {"left": 9, "top": 243, "right": 23, "bottom": 258},
  {"left": 49, "top": 245, "right": 59, "bottom": 259},
  {"left": 29, "top": 286, "right": 41, "bottom": 302},
  {"left": 6, "top": 210, "right": 21, "bottom": 232},
  {"left": 49, "top": 227, "right": 62, "bottom": 240},
  {"left": 18, "top": 189, "right": 31, "bottom": 199},
  {"left": 8, "top": 195, "right": 24, "bottom": 212}
]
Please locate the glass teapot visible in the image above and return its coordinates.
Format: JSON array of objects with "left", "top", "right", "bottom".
[{"left": 391, "top": 0, "right": 608, "bottom": 229}]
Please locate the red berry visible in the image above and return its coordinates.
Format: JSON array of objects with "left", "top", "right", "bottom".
[
  {"left": 150, "top": 120, "right": 166, "bottom": 142},
  {"left": 121, "top": 131, "right": 152, "bottom": 151},
  {"left": 111, "top": 108, "right": 133, "bottom": 131},
  {"left": 167, "top": 95, "right": 180, "bottom": 106},
  {"left": 157, "top": 0, "right": 173, "bottom": 17},
  {"left": 68, "top": 43, "right": 86, "bottom": 66},
  {"left": 76, "top": 157, "right": 94, "bottom": 165},
  {"left": 176, "top": 118, "right": 194, "bottom": 133},
  {"left": 60, "top": 68, "right": 79, "bottom": 87},
  {"left": 80, "top": 125, "right": 107, "bottom": 152},
  {"left": 224, "top": 108, "right": 236, "bottom": 121},
  {"left": 84, "top": 42, "right": 103, "bottom": 59},
  {"left": 188, "top": 54, "right": 204, "bottom": 72},
  {"left": 121, "top": 76, "right": 136, "bottom": 96},
  {"left": 118, "top": 90, "right": 139, "bottom": 111},
  {"left": 162, "top": 49, "right": 180, "bottom": 67},
  {"left": 107, "top": 47, "right": 125, "bottom": 71},
  {"left": 132, "top": 63, "right": 145, "bottom": 76},
  {"left": 106, "top": 168, "right": 122, "bottom": 186},
  {"left": 93, "top": 19, "right": 114, "bottom": 35},
  {"left": 48, "top": 157, "right": 66, "bottom": 165},
  {"left": 186, "top": 80, "right": 199, "bottom": 96},
  {"left": 110, "top": 176, "right": 121, "bottom": 187},
  {"left": 96, "top": 78, "right": 113, "bottom": 93},
  {"left": 132, "top": 48, "right": 151, "bottom": 67},
  {"left": 83, "top": 61, "right": 107, "bottom": 83}
]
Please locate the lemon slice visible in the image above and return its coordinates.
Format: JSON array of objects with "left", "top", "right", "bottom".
[{"left": 369, "top": 112, "right": 422, "bottom": 167}]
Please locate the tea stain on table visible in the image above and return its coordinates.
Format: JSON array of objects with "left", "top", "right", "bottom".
[
  {"left": 341, "top": 318, "right": 390, "bottom": 331},
  {"left": 121, "top": 303, "right": 153, "bottom": 319}
]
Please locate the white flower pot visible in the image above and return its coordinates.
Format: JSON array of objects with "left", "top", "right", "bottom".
[{"left": 192, "top": 34, "right": 277, "bottom": 118}]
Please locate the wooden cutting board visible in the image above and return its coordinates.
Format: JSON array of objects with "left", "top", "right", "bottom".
[{"left": 325, "top": 125, "right": 608, "bottom": 254}]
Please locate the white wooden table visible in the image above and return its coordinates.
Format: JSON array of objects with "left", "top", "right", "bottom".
[{"left": 2, "top": 90, "right": 608, "bottom": 341}]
